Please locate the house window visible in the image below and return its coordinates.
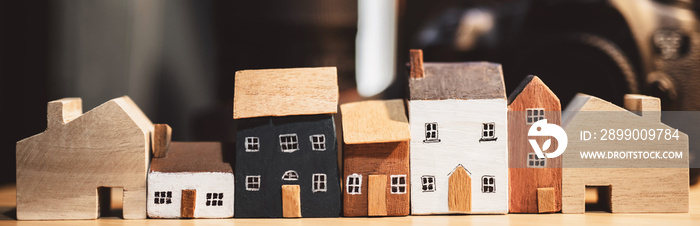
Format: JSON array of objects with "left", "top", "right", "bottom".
[
  {"left": 246, "top": 175, "right": 261, "bottom": 191},
  {"left": 526, "top": 108, "right": 545, "bottom": 124},
  {"left": 279, "top": 134, "right": 299, "bottom": 153},
  {"left": 346, "top": 174, "right": 362, "bottom": 195},
  {"left": 154, "top": 191, "right": 172, "bottom": 204},
  {"left": 390, "top": 175, "right": 407, "bottom": 194},
  {"left": 245, "top": 137, "right": 260, "bottom": 152},
  {"left": 482, "top": 175, "right": 495, "bottom": 193},
  {"left": 528, "top": 153, "right": 546, "bottom": 168},
  {"left": 421, "top": 175, "right": 435, "bottom": 192},
  {"left": 310, "top": 134, "right": 326, "bottom": 151},
  {"left": 312, "top": 173, "right": 327, "bottom": 193},
  {"left": 282, "top": 170, "right": 299, "bottom": 181},
  {"left": 206, "top": 193, "right": 224, "bottom": 206},
  {"left": 424, "top": 122, "right": 440, "bottom": 143},
  {"left": 479, "top": 122, "right": 497, "bottom": 142}
]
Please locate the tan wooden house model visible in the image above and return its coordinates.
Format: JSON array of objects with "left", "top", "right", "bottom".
[
  {"left": 507, "top": 75, "right": 562, "bottom": 213},
  {"left": 561, "top": 94, "right": 689, "bottom": 213},
  {"left": 16, "top": 96, "right": 153, "bottom": 220},
  {"left": 340, "top": 99, "right": 411, "bottom": 216}
]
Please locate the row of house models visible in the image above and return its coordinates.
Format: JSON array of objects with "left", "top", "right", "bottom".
[{"left": 14, "top": 50, "right": 689, "bottom": 220}]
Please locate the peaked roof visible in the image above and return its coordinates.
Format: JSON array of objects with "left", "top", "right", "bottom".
[
  {"left": 150, "top": 142, "right": 232, "bottom": 173},
  {"left": 233, "top": 67, "right": 339, "bottom": 119},
  {"left": 507, "top": 75, "right": 535, "bottom": 104},
  {"left": 340, "top": 99, "right": 410, "bottom": 144},
  {"left": 561, "top": 93, "right": 629, "bottom": 128},
  {"left": 408, "top": 62, "right": 506, "bottom": 100}
]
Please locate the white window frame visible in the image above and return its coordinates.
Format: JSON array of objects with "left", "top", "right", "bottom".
[
  {"left": 206, "top": 192, "right": 224, "bottom": 206},
  {"left": 390, "top": 175, "right": 407, "bottom": 194},
  {"left": 346, "top": 174, "right": 362, "bottom": 195},
  {"left": 154, "top": 191, "right": 172, "bottom": 204},
  {"left": 481, "top": 175, "right": 495, "bottom": 193},
  {"left": 279, "top": 134, "right": 299, "bottom": 153},
  {"left": 309, "top": 134, "right": 326, "bottom": 151},
  {"left": 245, "top": 137, "right": 260, "bottom": 152},
  {"left": 527, "top": 153, "right": 546, "bottom": 168},
  {"left": 526, "top": 108, "right": 545, "bottom": 125},
  {"left": 424, "top": 122, "right": 440, "bottom": 143},
  {"left": 421, "top": 175, "right": 435, "bottom": 192},
  {"left": 246, "top": 175, "right": 261, "bottom": 191},
  {"left": 312, "top": 173, "right": 327, "bottom": 193},
  {"left": 282, "top": 170, "right": 299, "bottom": 181},
  {"left": 480, "top": 122, "right": 497, "bottom": 142}
]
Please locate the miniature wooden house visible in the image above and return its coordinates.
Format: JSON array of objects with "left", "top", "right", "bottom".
[
  {"left": 561, "top": 94, "right": 689, "bottom": 213},
  {"left": 340, "top": 99, "right": 411, "bottom": 217},
  {"left": 507, "top": 75, "right": 562, "bottom": 213},
  {"left": 233, "top": 67, "right": 341, "bottom": 218},
  {"left": 16, "top": 96, "right": 153, "bottom": 220},
  {"left": 407, "top": 50, "right": 509, "bottom": 215},
  {"left": 147, "top": 124, "right": 234, "bottom": 219}
]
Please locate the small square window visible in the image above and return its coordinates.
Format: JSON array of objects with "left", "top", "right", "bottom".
[
  {"left": 346, "top": 174, "right": 362, "bottom": 195},
  {"left": 313, "top": 173, "right": 327, "bottom": 193},
  {"left": 245, "top": 137, "right": 260, "bottom": 152},
  {"left": 424, "top": 122, "right": 440, "bottom": 143},
  {"left": 481, "top": 175, "right": 496, "bottom": 193},
  {"left": 479, "top": 122, "right": 497, "bottom": 142},
  {"left": 154, "top": 191, "right": 172, "bottom": 204},
  {"left": 390, "top": 175, "right": 407, "bottom": 194},
  {"left": 421, "top": 175, "right": 435, "bottom": 192},
  {"left": 527, "top": 153, "right": 546, "bottom": 168},
  {"left": 206, "top": 192, "right": 224, "bottom": 206},
  {"left": 310, "top": 134, "right": 326, "bottom": 151},
  {"left": 526, "top": 108, "right": 545, "bottom": 125},
  {"left": 246, "top": 175, "right": 261, "bottom": 191},
  {"left": 279, "top": 134, "right": 299, "bottom": 153}
]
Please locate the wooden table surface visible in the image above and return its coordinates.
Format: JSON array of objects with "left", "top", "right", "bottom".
[{"left": 0, "top": 183, "right": 698, "bottom": 225}]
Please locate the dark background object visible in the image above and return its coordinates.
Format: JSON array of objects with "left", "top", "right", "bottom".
[{"left": 404, "top": 0, "right": 700, "bottom": 184}]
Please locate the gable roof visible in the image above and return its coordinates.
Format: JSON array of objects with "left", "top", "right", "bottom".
[
  {"left": 233, "top": 67, "right": 339, "bottom": 119},
  {"left": 507, "top": 75, "right": 535, "bottom": 104},
  {"left": 408, "top": 62, "right": 506, "bottom": 100},
  {"left": 561, "top": 93, "right": 629, "bottom": 128},
  {"left": 150, "top": 142, "right": 232, "bottom": 173},
  {"left": 340, "top": 99, "right": 410, "bottom": 144}
]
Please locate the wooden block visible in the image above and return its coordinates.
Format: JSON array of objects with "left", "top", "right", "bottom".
[
  {"left": 16, "top": 96, "right": 152, "bottom": 220},
  {"left": 507, "top": 75, "right": 562, "bottom": 213},
  {"left": 233, "top": 67, "right": 338, "bottom": 119},
  {"left": 448, "top": 166, "right": 471, "bottom": 213},
  {"left": 537, "top": 187, "right": 557, "bottom": 213},
  {"left": 282, "top": 185, "right": 302, "bottom": 218},
  {"left": 181, "top": 189, "right": 196, "bottom": 218},
  {"left": 148, "top": 142, "right": 234, "bottom": 219},
  {"left": 368, "top": 175, "right": 388, "bottom": 216},
  {"left": 409, "top": 49, "right": 424, "bottom": 79},
  {"left": 152, "top": 124, "right": 172, "bottom": 158},
  {"left": 340, "top": 99, "right": 410, "bottom": 144},
  {"left": 561, "top": 94, "right": 689, "bottom": 213}
]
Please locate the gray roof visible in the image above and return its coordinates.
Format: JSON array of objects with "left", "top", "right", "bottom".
[{"left": 408, "top": 62, "right": 506, "bottom": 100}]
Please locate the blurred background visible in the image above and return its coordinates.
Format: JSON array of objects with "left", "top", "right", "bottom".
[{"left": 2, "top": 0, "right": 700, "bottom": 185}]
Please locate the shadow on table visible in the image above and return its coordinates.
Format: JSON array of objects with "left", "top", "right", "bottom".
[{"left": 0, "top": 207, "right": 16, "bottom": 220}]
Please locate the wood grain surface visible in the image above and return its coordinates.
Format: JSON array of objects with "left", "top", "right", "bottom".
[
  {"left": 0, "top": 184, "right": 698, "bottom": 225},
  {"left": 368, "top": 175, "right": 388, "bottom": 216},
  {"left": 340, "top": 99, "right": 410, "bottom": 144}
]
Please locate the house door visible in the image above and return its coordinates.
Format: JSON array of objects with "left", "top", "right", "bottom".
[
  {"left": 537, "top": 187, "right": 557, "bottom": 213},
  {"left": 368, "top": 175, "right": 387, "bottom": 216},
  {"left": 181, "top": 189, "right": 196, "bottom": 218},
  {"left": 448, "top": 166, "right": 471, "bottom": 213},
  {"left": 282, "top": 185, "right": 301, "bottom": 217}
]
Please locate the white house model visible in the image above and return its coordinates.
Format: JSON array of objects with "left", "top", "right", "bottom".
[{"left": 408, "top": 58, "right": 509, "bottom": 215}]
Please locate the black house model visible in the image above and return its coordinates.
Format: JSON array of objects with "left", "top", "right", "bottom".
[{"left": 233, "top": 67, "right": 341, "bottom": 218}]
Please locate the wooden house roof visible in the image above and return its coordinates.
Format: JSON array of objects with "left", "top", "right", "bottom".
[
  {"left": 408, "top": 62, "right": 506, "bottom": 100},
  {"left": 233, "top": 67, "right": 339, "bottom": 119},
  {"left": 150, "top": 142, "right": 233, "bottom": 173},
  {"left": 340, "top": 99, "right": 410, "bottom": 144}
]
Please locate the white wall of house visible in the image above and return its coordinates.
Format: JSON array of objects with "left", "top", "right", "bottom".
[
  {"left": 409, "top": 99, "right": 508, "bottom": 214},
  {"left": 147, "top": 172, "right": 234, "bottom": 218}
]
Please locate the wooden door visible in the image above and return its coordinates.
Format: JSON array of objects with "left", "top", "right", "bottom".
[
  {"left": 448, "top": 167, "right": 471, "bottom": 213},
  {"left": 537, "top": 187, "right": 556, "bottom": 213},
  {"left": 282, "top": 185, "right": 301, "bottom": 218},
  {"left": 181, "top": 189, "right": 196, "bottom": 218},
  {"left": 368, "top": 175, "right": 387, "bottom": 216}
]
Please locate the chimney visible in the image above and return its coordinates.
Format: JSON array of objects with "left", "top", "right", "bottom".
[
  {"left": 152, "top": 124, "right": 172, "bottom": 158},
  {"left": 624, "top": 94, "right": 661, "bottom": 121},
  {"left": 47, "top": 98, "right": 83, "bottom": 129},
  {"left": 410, "top": 49, "right": 424, "bottom": 79}
]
